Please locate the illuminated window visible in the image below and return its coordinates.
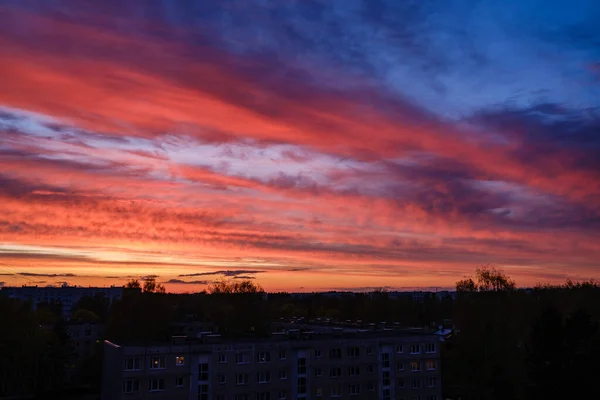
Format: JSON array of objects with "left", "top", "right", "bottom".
[
  {"left": 175, "top": 356, "right": 185, "bottom": 366},
  {"left": 410, "top": 361, "right": 421, "bottom": 372},
  {"left": 150, "top": 356, "right": 165, "bottom": 369},
  {"left": 426, "top": 360, "right": 437, "bottom": 370}
]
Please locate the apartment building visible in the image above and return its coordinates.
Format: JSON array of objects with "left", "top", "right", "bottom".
[
  {"left": 102, "top": 329, "right": 442, "bottom": 400},
  {"left": 2, "top": 284, "right": 129, "bottom": 317}
]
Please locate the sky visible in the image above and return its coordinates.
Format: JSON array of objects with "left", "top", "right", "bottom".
[{"left": 0, "top": 0, "right": 599, "bottom": 292}]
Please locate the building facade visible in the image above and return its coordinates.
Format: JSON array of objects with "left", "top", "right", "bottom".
[
  {"left": 102, "top": 330, "right": 442, "bottom": 400},
  {"left": 2, "top": 284, "right": 128, "bottom": 317}
]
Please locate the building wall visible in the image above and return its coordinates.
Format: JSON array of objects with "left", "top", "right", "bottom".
[{"left": 102, "top": 333, "right": 442, "bottom": 400}]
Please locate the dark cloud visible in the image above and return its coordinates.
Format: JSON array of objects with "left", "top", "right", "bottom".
[
  {"left": 165, "top": 279, "right": 211, "bottom": 285},
  {"left": 0, "top": 272, "right": 79, "bottom": 277},
  {"left": 232, "top": 276, "right": 255, "bottom": 280},
  {"left": 178, "top": 269, "right": 266, "bottom": 278}
]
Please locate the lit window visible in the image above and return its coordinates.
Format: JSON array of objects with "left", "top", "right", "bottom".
[
  {"left": 410, "top": 361, "right": 421, "bottom": 372},
  {"left": 150, "top": 356, "right": 165, "bottom": 369},
  {"left": 122, "top": 380, "right": 139, "bottom": 393},
  {"left": 175, "top": 356, "right": 185, "bottom": 366},
  {"left": 148, "top": 378, "right": 164, "bottom": 391},
  {"left": 426, "top": 360, "right": 437, "bottom": 370}
]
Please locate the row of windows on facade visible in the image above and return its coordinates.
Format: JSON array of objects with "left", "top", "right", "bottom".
[
  {"left": 123, "top": 346, "right": 437, "bottom": 371},
  {"left": 123, "top": 378, "right": 438, "bottom": 397}
]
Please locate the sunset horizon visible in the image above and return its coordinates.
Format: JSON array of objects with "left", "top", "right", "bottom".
[{"left": 1, "top": 1, "right": 599, "bottom": 293}]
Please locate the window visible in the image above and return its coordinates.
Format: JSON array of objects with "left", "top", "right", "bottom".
[
  {"left": 411, "top": 379, "right": 421, "bottom": 389},
  {"left": 257, "top": 351, "right": 271, "bottom": 363},
  {"left": 329, "top": 348, "right": 342, "bottom": 359},
  {"left": 428, "top": 377, "right": 437, "bottom": 388},
  {"left": 316, "top": 388, "right": 322, "bottom": 397},
  {"left": 149, "top": 378, "right": 164, "bottom": 392},
  {"left": 218, "top": 352, "right": 227, "bottom": 363},
  {"left": 396, "top": 345, "right": 404, "bottom": 353},
  {"left": 175, "top": 377, "right": 184, "bottom": 387},
  {"left": 426, "top": 360, "right": 437, "bottom": 370},
  {"left": 367, "top": 346, "right": 374, "bottom": 355},
  {"left": 279, "top": 370, "right": 287, "bottom": 380},
  {"left": 425, "top": 343, "right": 436, "bottom": 353},
  {"left": 348, "top": 347, "right": 359, "bottom": 358},
  {"left": 348, "top": 366, "right": 360, "bottom": 376},
  {"left": 383, "top": 388, "right": 391, "bottom": 400},
  {"left": 218, "top": 374, "right": 227, "bottom": 384},
  {"left": 410, "top": 344, "right": 421, "bottom": 354},
  {"left": 198, "top": 384, "right": 209, "bottom": 400},
  {"left": 315, "top": 367, "right": 322, "bottom": 377},
  {"left": 349, "top": 384, "right": 360, "bottom": 395},
  {"left": 315, "top": 349, "right": 322, "bottom": 358},
  {"left": 367, "top": 382, "right": 375, "bottom": 391},
  {"left": 257, "top": 371, "right": 271, "bottom": 383},
  {"left": 330, "top": 367, "right": 341, "bottom": 378},
  {"left": 257, "top": 393, "right": 270, "bottom": 400},
  {"left": 236, "top": 373, "right": 249, "bottom": 385},
  {"left": 398, "top": 362, "right": 404, "bottom": 372},
  {"left": 410, "top": 361, "right": 421, "bottom": 372},
  {"left": 298, "top": 377, "right": 306, "bottom": 394},
  {"left": 397, "top": 379, "right": 404, "bottom": 388},
  {"left": 122, "top": 380, "right": 139, "bottom": 393},
  {"left": 331, "top": 385, "right": 342, "bottom": 397},
  {"left": 278, "top": 391, "right": 287, "bottom": 400},
  {"left": 279, "top": 349, "right": 287, "bottom": 360},
  {"left": 367, "top": 364, "right": 374, "bottom": 373},
  {"left": 176, "top": 356, "right": 185, "bottom": 366},
  {"left": 382, "top": 353, "right": 390, "bottom": 368},
  {"left": 236, "top": 352, "right": 248, "bottom": 364},
  {"left": 297, "top": 358, "right": 306, "bottom": 374},
  {"left": 383, "top": 371, "right": 391, "bottom": 386},
  {"left": 124, "top": 357, "right": 140, "bottom": 371},
  {"left": 198, "top": 363, "right": 209, "bottom": 381},
  {"left": 150, "top": 356, "right": 165, "bottom": 369}
]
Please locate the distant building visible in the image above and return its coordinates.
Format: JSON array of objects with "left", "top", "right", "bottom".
[
  {"left": 102, "top": 328, "right": 442, "bottom": 400},
  {"left": 1, "top": 284, "right": 129, "bottom": 317}
]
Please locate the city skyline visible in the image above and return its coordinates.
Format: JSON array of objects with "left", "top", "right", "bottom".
[{"left": 1, "top": 0, "right": 599, "bottom": 292}]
